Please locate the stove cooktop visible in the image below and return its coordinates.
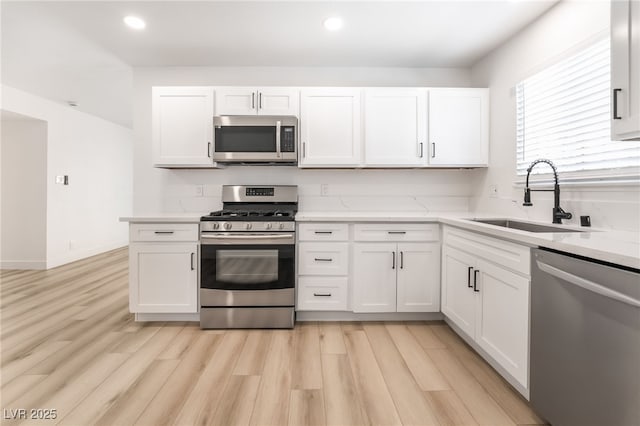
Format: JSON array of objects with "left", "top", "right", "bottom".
[{"left": 201, "top": 209, "right": 295, "bottom": 221}]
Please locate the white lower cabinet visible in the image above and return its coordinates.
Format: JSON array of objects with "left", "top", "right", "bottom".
[
  {"left": 297, "top": 223, "right": 350, "bottom": 311},
  {"left": 352, "top": 224, "right": 441, "bottom": 314},
  {"left": 441, "top": 226, "right": 530, "bottom": 389},
  {"left": 353, "top": 243, "right": 398, "bottom": 312},
  {"left": 128, "top": 223, "right": 199, "bottom": 314},
  {"left": 297, "top": 277, "right": 348, "bottom": 311}
]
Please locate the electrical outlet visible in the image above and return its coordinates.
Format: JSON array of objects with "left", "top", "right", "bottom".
[
  {"left": 320, "top": 184, "right": 329, "bottom": 196},
  {"left": 195, "top": 185, "right": 204, "bottom": 197},
  {"left": 55, "top": 175, "right": 65, "bottom": 184},
  {"left": 489, "top": 184, "right": 498, "bottom": 198}
]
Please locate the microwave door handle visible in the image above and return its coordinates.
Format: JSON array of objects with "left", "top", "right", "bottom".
[{"left": 276, "top": 120, "right": 282, "bottom": 158}]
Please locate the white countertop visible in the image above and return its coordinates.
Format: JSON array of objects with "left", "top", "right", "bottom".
[
  {"left": 119, "top": 214, "right": 201, "bottom": 223},
  {"left": 120, "top": 212, "right": 640, "bottom": 269}
]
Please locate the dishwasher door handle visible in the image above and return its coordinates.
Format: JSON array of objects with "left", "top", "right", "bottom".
[{"left": 536, "top": 260, "right": 640, "bottom": 308}]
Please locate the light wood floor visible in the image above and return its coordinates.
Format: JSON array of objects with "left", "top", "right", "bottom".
[{"left": 1, "top": 247, "right": 545, "bottom": 426}]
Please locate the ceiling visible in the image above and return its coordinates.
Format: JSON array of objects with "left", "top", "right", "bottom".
[{"left": 1, "top": 0, "right": 558, "bottom": 127}]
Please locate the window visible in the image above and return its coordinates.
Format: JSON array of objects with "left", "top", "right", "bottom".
[{"left": 516, "top": 37, "right": 640, "bottom": 177}]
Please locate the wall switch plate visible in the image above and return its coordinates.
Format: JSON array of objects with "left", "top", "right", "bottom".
[
  {"left": 320, "top": 184, "right": 329, "bottom": 196},
  {"left": 195, "top": 185, "right": 204, "bottom": 197},
  {"left": 489, "top": 184, "right": 498, "bottom": 198},
  {"left": 55, "top": 175, "right": 65, "bottom": 184}
]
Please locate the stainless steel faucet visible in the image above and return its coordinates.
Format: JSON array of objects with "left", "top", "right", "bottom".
[{"left": 523, "top": 159, "right": 572, "bottom": 224}]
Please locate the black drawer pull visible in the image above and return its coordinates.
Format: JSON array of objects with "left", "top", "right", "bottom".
[
  {"left": 314, "top": 231, "right": 333, "bottom": 234},
  {"left": 388, "top": 231, "right": 407, "bottom": 234},
  {"left": 154, "top": 231, "right": 174, "bottom": 234},
  {"left": 473, "top": 270, "right": 480, "bottom": 292},
  {"left": 313, "top": 293, "right": 332, "bottom": 297},
  {"left": 467, "top": 266, "right": 473, "bottom": 288},
  {"left": 314, "top": 258, "right": 333, "bottom": 262}
]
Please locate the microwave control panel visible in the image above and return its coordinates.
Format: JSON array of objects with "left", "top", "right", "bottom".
[{"left": 281, "top": 127, "right": 295, "bottom": 152}]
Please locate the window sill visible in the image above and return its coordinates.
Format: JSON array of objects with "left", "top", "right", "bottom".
[{"left": 513, "top": 172, "right": 640, "bottom": 190}]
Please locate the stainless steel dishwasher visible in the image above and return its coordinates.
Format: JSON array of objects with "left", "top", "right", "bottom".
[{"left": 530, "top": 248, "right": 640, "bottom": 426}]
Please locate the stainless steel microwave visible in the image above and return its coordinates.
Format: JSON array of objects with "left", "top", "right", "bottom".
[{"left": 213, "top": 116, "right": 297, "bottom": 164}]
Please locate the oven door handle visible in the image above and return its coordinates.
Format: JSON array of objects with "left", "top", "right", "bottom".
[{"left": 200, "top": 233, "right": 295, "bottom": 245}]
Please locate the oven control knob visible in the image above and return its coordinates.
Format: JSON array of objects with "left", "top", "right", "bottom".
[
  {"left": 265, "top": 223, "right": 273, "bottom": 230},
  {"left": 213, "top": 223, "right": 220, "bottom": 230},
  {"left": 279, "top": 223, "right": 285, "bottom": 230},
  {"left": 246, "top": 223, "right": 252, "bottom": 230},
  {"left": 223, "top": 223, "right": 232, "bottom": 230}
]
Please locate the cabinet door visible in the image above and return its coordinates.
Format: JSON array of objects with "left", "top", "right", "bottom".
[
  {"left": 300, "top": 88, "right": 362, "bottom": 167},
  {"left": 475, "top": 258, "right": 530, "bottom": 388},
  {"left": 258, "top": 88, "right": 300, "bottom": 116},
  {"left": 152, "top": 87, "right": 214, "bottom": 167},
  {"left": 364, "top": 89, "right": 427, "bottom": 166},
  {"left": 611, "top": 0, "right": 640, "bottom": 140},
  {"left": 129, "top": 243, "right": 198, "bottom": 313},
  {"left": 215, "top": 87, "right": 258, "bottom": 115},
  {"left": 352, "top": 243, "right": 397, "bottom": 312},
  {"left": 396, "top": 242, "right": 440, "bottom": 312},
  {"left": 428, "top": 88, "right": 489, "bottom": 166},
  {"left": 441, "top": 245, "right": 477, "bottom": 337}
]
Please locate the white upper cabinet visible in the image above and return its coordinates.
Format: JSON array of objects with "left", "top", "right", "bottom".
[
  {"left": 299, "top": 88, "right": 362, "bottom": 167},
  {"left": 152, "top": 87, "right": 215, "bottom": 168},
  {"left": 428, "top": 88, "right": 489, "bottom": 166},
  {"left": 215, "top": 87, "right": 299, "bottom": 116},
  {"left": 611, "top": 0, "right": 640, "bottom": 140},
  {"left": 364, "top": 89, "right": 427, "bottom": 166}
]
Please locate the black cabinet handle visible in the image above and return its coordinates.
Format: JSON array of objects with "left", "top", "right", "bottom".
[
  {"left": 613, "top": 88, "right": 622, "bottom": 120},
  {"left": 467, "top": 266, "right": 473, "bottom": 288},
  {"left": 207, "top": 142, "right": 211, "bottom": 157},
  {"left": 191, "top": 253, "right": 195, "bottom": 270},
  {"left": 314, "top": 231, "right": 333, "bottom": 234},
  {"left": 473, "top": 270, "right": 480, "bottom": 292},
  {"left": 252, "top": 92, "right": 255, "bottom": 109},
  {"left": 154, "top": 231, "right": 174, "bottom": 234},
  {"left": 259, "top": 92, "right": 263, "bottom": 109},
  {"left": 400, "top": 251, "right": 404, "bottom": 269},
  {"left": 388, "top": 231, "right": 407, "bottom": 234},
  {"left": 313, "top": 293, "right": 332, "bottom": 297},
  {"left": 392, "top": 252, "right": 396, "bottom": 269},
  {"left": 314, "top": 258, "right": 333, "bottom": 262},
  {"left": 419, "top": 142, "right": 424, "bottom": 158},
  {"left": 432, "top": 143, "right": 436, "bottom": 158}
]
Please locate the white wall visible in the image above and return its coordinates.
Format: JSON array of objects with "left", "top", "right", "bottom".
[
  {"left": 470, "top": 0, "right": 640, "bottom": 231},
  {"left": 133, "top": 66, "right": 474, "bottom": 215},
  {"left": 1, "top": 86, "right": 134, "bottom": 268},
  {"left": 1, "top": 115, "right": 47, "bottom": 269}
]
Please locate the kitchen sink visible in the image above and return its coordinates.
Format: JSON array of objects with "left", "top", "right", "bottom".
[{"left": 471, "top": 219, "right": 584, "bottom": 233}]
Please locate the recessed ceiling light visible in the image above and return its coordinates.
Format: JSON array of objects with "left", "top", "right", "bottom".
[
  {"left": 123, "top": 15, "right": 146, "bottom": 30},
  {"left": 323, "top": 17, "right": 343, "bottom": 31}
]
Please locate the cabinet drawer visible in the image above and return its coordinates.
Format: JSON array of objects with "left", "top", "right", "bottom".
[
  {"left": 297, "top": 277, "right": 348, "bottom": 311},
  {"left": 298, "top": 242, "right": 348, "bottom": 275},
  {"left": 354, "top": 223, "right": 439, "bottom": 242},
  {"left": 130, "top": 223, "right": 199, "bottom": 242},
  {"left": 443, "top": 226, "right": 530, "bottom": 276},
  {"left": 298, "top": 223, "right": 349, "bottom": 241}
]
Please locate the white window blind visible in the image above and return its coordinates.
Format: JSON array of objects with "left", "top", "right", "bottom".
[{"left": 516, "top": 38, "right": 640, "bottom": 176}]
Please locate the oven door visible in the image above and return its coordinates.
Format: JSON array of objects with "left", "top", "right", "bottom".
[
  {"left": 213, "top": 116, "right": 297, "bottom": 162},
  {"left": 200, "top": 232, "right": 295, "bottom": 292}
]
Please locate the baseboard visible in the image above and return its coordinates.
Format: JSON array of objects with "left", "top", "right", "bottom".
[
  {"left": 135, "top": 313, "right": 200, "bottom": 322},
  {"left": 0, "top": 260, "right": 47, "bottom": 270},
  {"left": 46, "top": 241, "right": 128, "bottom": 269},
  {"left": 295, "top": 311, "right": 444, "bottom": 322}
]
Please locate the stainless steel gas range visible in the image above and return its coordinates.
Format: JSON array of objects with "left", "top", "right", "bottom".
[{"left": 199, "top": 185, "right": 297, "bottom": 329}]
